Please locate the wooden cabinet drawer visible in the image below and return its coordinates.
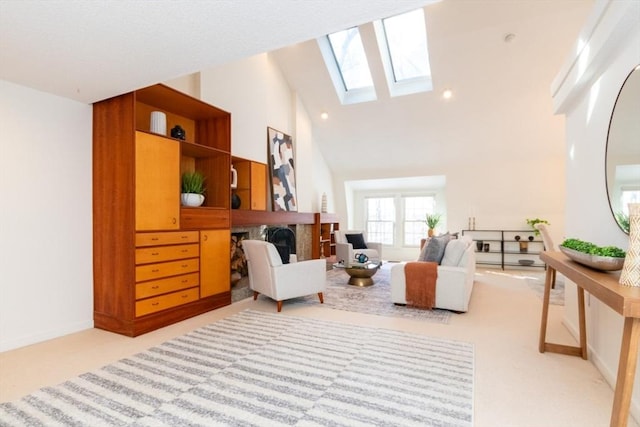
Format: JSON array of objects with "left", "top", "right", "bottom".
[
  {"left": 135, "top": 231, "right": 199, "bottom": 247},
  {"left": 135, "top": 244, "right": 199, "bottom": 265},
  {"left": 135, "top": 272, "right": 199, "bottom": 299},
  {"left": 136, "top": 287, "right": 199, "bottom": 317},
  {"left": 135, "top": 258, "right": 199, "bottom": 282}
]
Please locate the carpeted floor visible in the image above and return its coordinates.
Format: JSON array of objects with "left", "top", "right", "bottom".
[
  {"left": 0, "top": 310, "right": 474, "bottom": 426},
  {"left": 289, "top": 264, "right": 453, "bottom": 323}
]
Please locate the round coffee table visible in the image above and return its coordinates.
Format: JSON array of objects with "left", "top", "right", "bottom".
[{"left": 333, "top": 262, "right": 381, "bottom": 287}]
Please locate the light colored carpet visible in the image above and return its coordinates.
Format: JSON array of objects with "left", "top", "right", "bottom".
[
  {"left": 0, "top": 310, "right": 474, "bottom": 426},
  {"left": 523, "top": 271, "right": 565, "bottom": 306},
  {"left": 291, "top": 264, "right": 453, "bottom": 324}
]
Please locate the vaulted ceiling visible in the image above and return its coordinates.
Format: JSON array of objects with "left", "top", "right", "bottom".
[{"left": 0, "top": 0, "right": 594, "bottom": 179}]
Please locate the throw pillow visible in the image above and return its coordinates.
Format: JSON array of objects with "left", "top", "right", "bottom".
[
  {"left": 418, "top": 237, "right": 432, "bottom": 261},
  {"left": 422, "top": 233, "right": 451, "bottom": 264},
  {"left": 440, "top": 238, "right": 469, "bottom": 266},
  {"left": 346, "top": 233, "right": 368, "bottom": 249}
]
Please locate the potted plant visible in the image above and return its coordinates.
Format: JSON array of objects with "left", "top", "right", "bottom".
[
  {"left": 181, "top": 171, "right": 206, "bottom": 207},
  {"left": 425, "top": 213, "right": 442, "bottom": 237},
  {"left": 526, "top": 218, "right": 549, "bottom": 236}
]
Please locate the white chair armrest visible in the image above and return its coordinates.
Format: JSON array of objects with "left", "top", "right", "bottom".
[
  {"left": 272, "top": 259, "right": 326, "bottom": 300},
  {"left": 335, "top": 242, "right": 353, "bottom": 265}
]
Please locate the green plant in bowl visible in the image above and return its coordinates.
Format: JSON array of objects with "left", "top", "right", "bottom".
[
  {"left": 181, "top": 171, "right": 206, "bottom": 195},
  {"left": 559, "top": 238, "right": 626, "bottom": 271},
  {"left": 560, "top": 238, "right": 626, "bottom": 257},
  {"left": 181, "top": 171, "right": 206, "bottom": 207}
]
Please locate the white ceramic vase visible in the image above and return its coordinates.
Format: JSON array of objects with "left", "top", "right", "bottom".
[
  {"left": 150, "top": 111, "right": 167, "bottom": 135},
  {"left": 181, "top": 193, "right": 204, "bottom": 207}
]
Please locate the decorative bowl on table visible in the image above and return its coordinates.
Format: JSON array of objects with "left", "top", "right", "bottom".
[
  {"left": 518, "top": 259, "right": 534, "bottom": 266},
  {"left": 559, "top": 246, "right": 625, "bottom": 271}
]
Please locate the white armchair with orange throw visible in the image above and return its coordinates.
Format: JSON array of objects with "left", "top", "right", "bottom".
[
  {"left": 242, "top": 240, "right": 326, "bottom": 312},
  {"left": 390, "top": 235, "right": 476, "bottom": 312}
]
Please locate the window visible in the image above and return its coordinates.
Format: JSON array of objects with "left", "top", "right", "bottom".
[
  {"left": 374, "top": 8, "right": 433, "bottom": 97},
  {"left": 318, "top": 7, "right": 433, "bottom": 104},
  {"left": 327, "top": 28, "right": 373, "bottom": 91},
  {"left": 621, "top": 188, "right": 640, "bottom": 215},
  {"left": 365, "top": 197, "right": 395, "bottom": 245},
  {"left": 381, "top": 9, "right": 430, "bottom": 82},
  {"left": 404, "top": 196, "right": 436, "bottom": 246},
  {"left": 318, "top": 28, "right": 377, "bottom": 105},
  {"left": 365, "top": 195, "right": 437, "bottom": 246}
]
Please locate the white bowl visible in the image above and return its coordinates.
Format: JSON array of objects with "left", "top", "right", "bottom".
[{"left": 181, "top": 193, "right": 204, "bottom": 207}]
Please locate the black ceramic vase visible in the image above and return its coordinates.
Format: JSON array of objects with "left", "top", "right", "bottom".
[{"left": 231, "top": 193, "right": 241, "bottom": 209}]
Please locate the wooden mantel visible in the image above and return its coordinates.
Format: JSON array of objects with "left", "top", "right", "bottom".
[{"left": 231, "top": 210, "right": 315, "bottom": 227}]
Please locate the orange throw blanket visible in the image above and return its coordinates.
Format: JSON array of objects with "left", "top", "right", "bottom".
[{"left": 405, "top": 261, "right": 438, "bottom": 309}]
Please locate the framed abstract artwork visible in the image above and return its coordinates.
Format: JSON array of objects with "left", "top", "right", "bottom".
[{"left": 267, "top": 127, "right": 297, "bottom": 211}]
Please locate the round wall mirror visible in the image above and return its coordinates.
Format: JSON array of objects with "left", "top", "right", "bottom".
[{"left": 605, "top": 65, "right": 640, "bottom": 234}]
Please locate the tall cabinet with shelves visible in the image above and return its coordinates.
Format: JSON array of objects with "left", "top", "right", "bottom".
[
  {"left": 93, "top": 84, "right": 231, "bottom": 337},
  {"left": 461, "top": 229, "right": 545, "bottom": 269}
]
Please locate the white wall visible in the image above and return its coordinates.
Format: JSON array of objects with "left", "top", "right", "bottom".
[
  {"left": 552, "top": 0, "right": 640, "bottom": 419},
  {"left": 199, "top": 53, "right": 334, "bottom": 213},
  {"left": 0, "top": 80, "right": 93, "bottom": 352}
]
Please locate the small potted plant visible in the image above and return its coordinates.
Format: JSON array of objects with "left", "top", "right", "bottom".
[
  {"left": 425, "top": 213, "right": 442, "bottom": 237},
  {"left": 181, "top": 171, "right": 206, "bottom": 207},
  {"left": 526, "top": 218, "right": 549, "bottom": 236}
]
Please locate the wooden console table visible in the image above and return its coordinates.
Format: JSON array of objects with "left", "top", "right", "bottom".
[{"left": 539, "top": 251, "right": 640, "bottom": 427}]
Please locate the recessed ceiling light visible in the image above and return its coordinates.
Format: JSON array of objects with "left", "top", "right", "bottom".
[
  {"left": 442, "top": 89, "right": 453, "bottom": 100},
  {"left": 504, "top": 33, "right": 516, "bottom": 43},
  {"left": 320, "top": 112, "right": 329, "bottom": 120}
]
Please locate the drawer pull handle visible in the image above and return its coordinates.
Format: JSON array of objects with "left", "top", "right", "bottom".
[
  {"left": 181, "top": 249, "right": 188, "bottom": 253},
  {"left": 151, "top": 269, "right": 159, "bottom": 273},
  {"left": 181, "top": 264, "right": 188, "bottom": 268},
  {"left": 182, "top": 294, "right": 189, "bottom": 298},
  {"left": 152, "top": 285, "right": 159, "bottom": 289},
  {"left": 152, "top": 302, "right": 159, "bottom": 306},
  {"left": 182, "top": 279, "right": 188, "bottom": 283},
  {"left": 181, "top": 235, "right": 188, "bottom": 239},
  {"left": 172, "top": 218, "right": 177, "bottom": 224},
  {"left": 151, "top": 252, "right": 159, "bottom": 256},
  {"left": 151, "top": 237, "right": 159, "bottom": 241}
]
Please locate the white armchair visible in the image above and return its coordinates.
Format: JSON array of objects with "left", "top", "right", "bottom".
[
  {"left": 241, "top": 240, "right": 326, "bottom": 312},
  {"left": 334, "top": 230, "right": 382, "bottom": 266}
]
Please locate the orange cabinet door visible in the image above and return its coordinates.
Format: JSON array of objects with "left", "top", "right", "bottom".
[
  {"left": 250, "top": 162, "right": 267, "bottom": 210},
  {"left": 135, "top": 131, "right": 180, "bottom": 231},
  {"left": 200, "top": 229, "right": 230, "bottom": 297}
]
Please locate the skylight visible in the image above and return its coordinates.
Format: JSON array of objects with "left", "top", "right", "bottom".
[
  {"left": 317, "top": 7, "right": 432, "bottom": 104},
  {"left": 318, "top": 27, "right": 377, "bottom": 105},
  {"left": 381, "top": 9, "right": 431, "bottom": 83},
  {"left": 327, "top": 28, "right": 373, "bottom": 91},
  {"left": 374, "top": 8, "right": 433, "bottom": 96}
]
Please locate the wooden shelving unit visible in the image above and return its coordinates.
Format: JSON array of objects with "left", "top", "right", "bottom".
[
  {"left": 312, "top": 213, "right": 339, "bottom": 260},
  {"left": 93, "top": 83, "right": 232, "bottom": 337},
  {"left": 461, "top": 229, "right": 545, "bottom": 269}
]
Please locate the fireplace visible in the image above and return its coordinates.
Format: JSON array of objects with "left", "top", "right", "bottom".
[{"left": 264, "top": 226, "right": 296, "bottom": 263}]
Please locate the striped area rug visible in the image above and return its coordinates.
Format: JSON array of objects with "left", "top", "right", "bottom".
[{"left": 0, "top": 310, "right": 474, "bottom": 426}]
